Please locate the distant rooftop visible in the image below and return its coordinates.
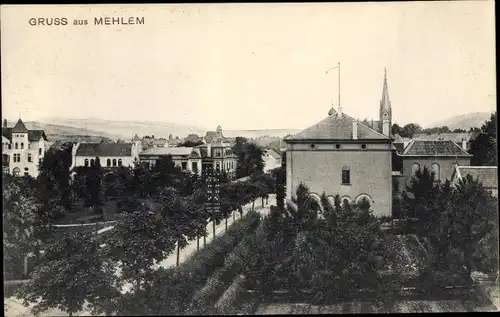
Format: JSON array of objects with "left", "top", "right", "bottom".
[
  {"left": 139, "top": 146, "right": 200, "bottom": 157},
  {"left": 402, "top": 140, "right": 472, "bottom": 156},
  {"left": 75, "top": 143, "right": 134, "bottom": 157},
  {"left": 456, "top": 166, "right": 498, "bottom": 189}
]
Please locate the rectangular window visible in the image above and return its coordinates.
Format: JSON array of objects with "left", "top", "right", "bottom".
[
  {"left": 192, "top": 162, "right": 198, "bottom": 172},
  {"left": 341, "top": 170, "right": 350, "bottom": 185},
  {"left": 13, "top": 153, "right": 21, "bottom": 163},
  {"left": 181, "top": 162, "right": 187, "bottom": 170},
  {"left": 28, "top": 153, "right": 32, "bottom": 162}
]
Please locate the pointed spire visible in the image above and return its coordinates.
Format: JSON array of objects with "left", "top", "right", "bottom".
[
  {"left": 12, "top": 118, "right": 28, "bottom": 133},
  {"left": 380, "top": 67, "right": 391, "bottom": 115}
]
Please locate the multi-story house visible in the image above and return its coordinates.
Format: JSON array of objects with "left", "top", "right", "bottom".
[
  {"left": 2, "top": 119, "right": 48, "bottom": 178},
  {"left": 138, "top": 147, "right": 202, "bottom": 175},
  {"left": 196, "top": 139, "right": 237, "bottom": 178}
]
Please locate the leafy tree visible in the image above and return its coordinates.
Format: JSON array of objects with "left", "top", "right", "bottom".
[
  {"left": 430, "top": 175, "right": 498, "bottom": 276},
  {"left": 151, "top": 155, "right": 183, "bottom": 191},
  {"left": 3, "top": 174, "right": 41, "bottom": 280},
  {"left": 470, "top": 111, "right": 497, "bottom": 166},
  {"left": 16, "top": 231, "right": 119, "bottom": 317},
  {"left": 391, "top": 123, "right": 403, "bottom": 136},
  {"left": 401, "top": 123, "right": 422, "bottom": 138},
  {"left": 84, "top": 157, "right": 103, "bottom": 217},
  {"left": 106, "top": 201, "right": 176, "bottom": 292},
  {"left": 131, "top": 161, "right": 153, "bottom": 198},
  {"left": 177, "top": 140, "right": 204, "bottom": 147},
  {"left": 234, "top": 139, "right": 264, "bottom": 178}
]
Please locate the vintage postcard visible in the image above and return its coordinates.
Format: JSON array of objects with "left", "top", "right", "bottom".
[{"left": 2, "top": 2, "right": 498, "bottom": 316}]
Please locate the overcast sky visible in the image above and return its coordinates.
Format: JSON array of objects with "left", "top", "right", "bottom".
[{"left": 1, "top": 2, "right": 496, "bottom": 130}]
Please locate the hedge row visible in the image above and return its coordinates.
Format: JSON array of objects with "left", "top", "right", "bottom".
[
  {"left": 188, "top": 219, "right": 269, "bottom": 314},
  {"left": 117, "top": 210, "right": 262, "bottom": 315}
]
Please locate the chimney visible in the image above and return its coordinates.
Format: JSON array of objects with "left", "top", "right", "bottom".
[
  {"left": 461, "top": 138, "right": 467, "bottom": 150},
  {"left": 152, "top": 135, "right": 155, "bottom": 139},
  {"left": 169, "top": 134, "right": 173, "bottom": 141},
  {"left": 352, "top": 120, "right": 358, "bottom": 140}
]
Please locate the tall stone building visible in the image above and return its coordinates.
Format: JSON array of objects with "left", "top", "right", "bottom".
[{"left": 284, "top": 70, "right": 394, "bottom": 217}]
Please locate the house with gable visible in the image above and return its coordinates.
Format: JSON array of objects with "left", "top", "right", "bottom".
[{"left": 2, "top": 118, "right": 48, "bottom": 177}]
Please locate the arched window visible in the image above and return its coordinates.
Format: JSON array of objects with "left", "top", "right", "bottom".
[
  {"left": 90, "top": 159, "right": 95, "bottom": 166},
  {"left": 411, "top": 163, "right": 421, "bottom": 176},
  {"left": 341, "top": 195, "right": 352, "bottom": 207},
  {"left": 15, "top": 143, "right": 18, "bottom": 149},
  {"left": 39, "top": 148, "right": 42, "bottom": 155},
  {"left": 112, "top": 159, "right": 117, "bottom": 167},
  {"left": 13, "top": 167, "right": 20, "bottom": 177},
  {"left": 118, "top": 159, "right": 122, "bottom": 167},
  {"left": 107, "top": 159, "right": 111, "bottom": 167},
  {"left": 355, "top": 194, "right": 373, "bottom": 211},
  {"left": 431, "top": 163, "right": 440, "bottom": 182},
  {"left": 84, "top": 159, "right": 89, "bottom": 167},
  {"left": 20, "top": 142, "right": 24, "bottom": 149}
]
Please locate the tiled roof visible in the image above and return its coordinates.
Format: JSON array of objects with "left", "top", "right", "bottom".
[
  {"left": 2, "top": 127, "right": 48, "bottom": 142},
  {"left": 265, "top": 149, "right": 281, "bottom": 160},
  {"left": 402, "top": 140, "right": 472, "bottom": 156},
  {"left": 11, "top": 119, "right": 29, "bottom": 133},
  {"left": 457, "top": 166, "right": 498, "bottom": 189},
  {"left": 152, "top": 138, "right": 168, "bottom": 145},
  {"left": 75, "top": 143, "right": 133, "bottom": 157},
  {"left": 28, "top": 130, "right": 48, "bottom": 141},
  {"left": 285, "top": 113, "right": 390, "bottom": 141},
  {"left": 139, "top": 146, "right": 200, "bottom": 157}
]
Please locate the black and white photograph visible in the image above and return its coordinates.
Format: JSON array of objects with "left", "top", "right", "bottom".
[{"left": 2, "top": 2, "right": 498, "bottom": 315}]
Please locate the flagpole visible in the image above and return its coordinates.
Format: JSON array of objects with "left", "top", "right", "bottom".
[
  {"left": 326, "top": 62, "right": 341, "bottom": 109},
  {"left": 337, "top": 62, "right": 340, "bottom": 109}
]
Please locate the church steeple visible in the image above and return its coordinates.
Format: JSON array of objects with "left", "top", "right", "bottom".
[{"left": 379, "top": 67, "right": 392, "bottom": 136}]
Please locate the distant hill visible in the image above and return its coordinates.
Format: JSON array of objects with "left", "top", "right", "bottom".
[
  {"left": 9, "top": 121, "right": 118, "bottom": 141},
  {"left": 427, "top": 112, "right": 493, "bottom": 130},
  {"left": 39, "top": 117, "right": 209, "bottom": 140},
  {"left": 37, "top": 117, "right": 301, "bottom": 140},
  {"left": 223, "top": 129, "right": 300, "bottom": 139}
]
